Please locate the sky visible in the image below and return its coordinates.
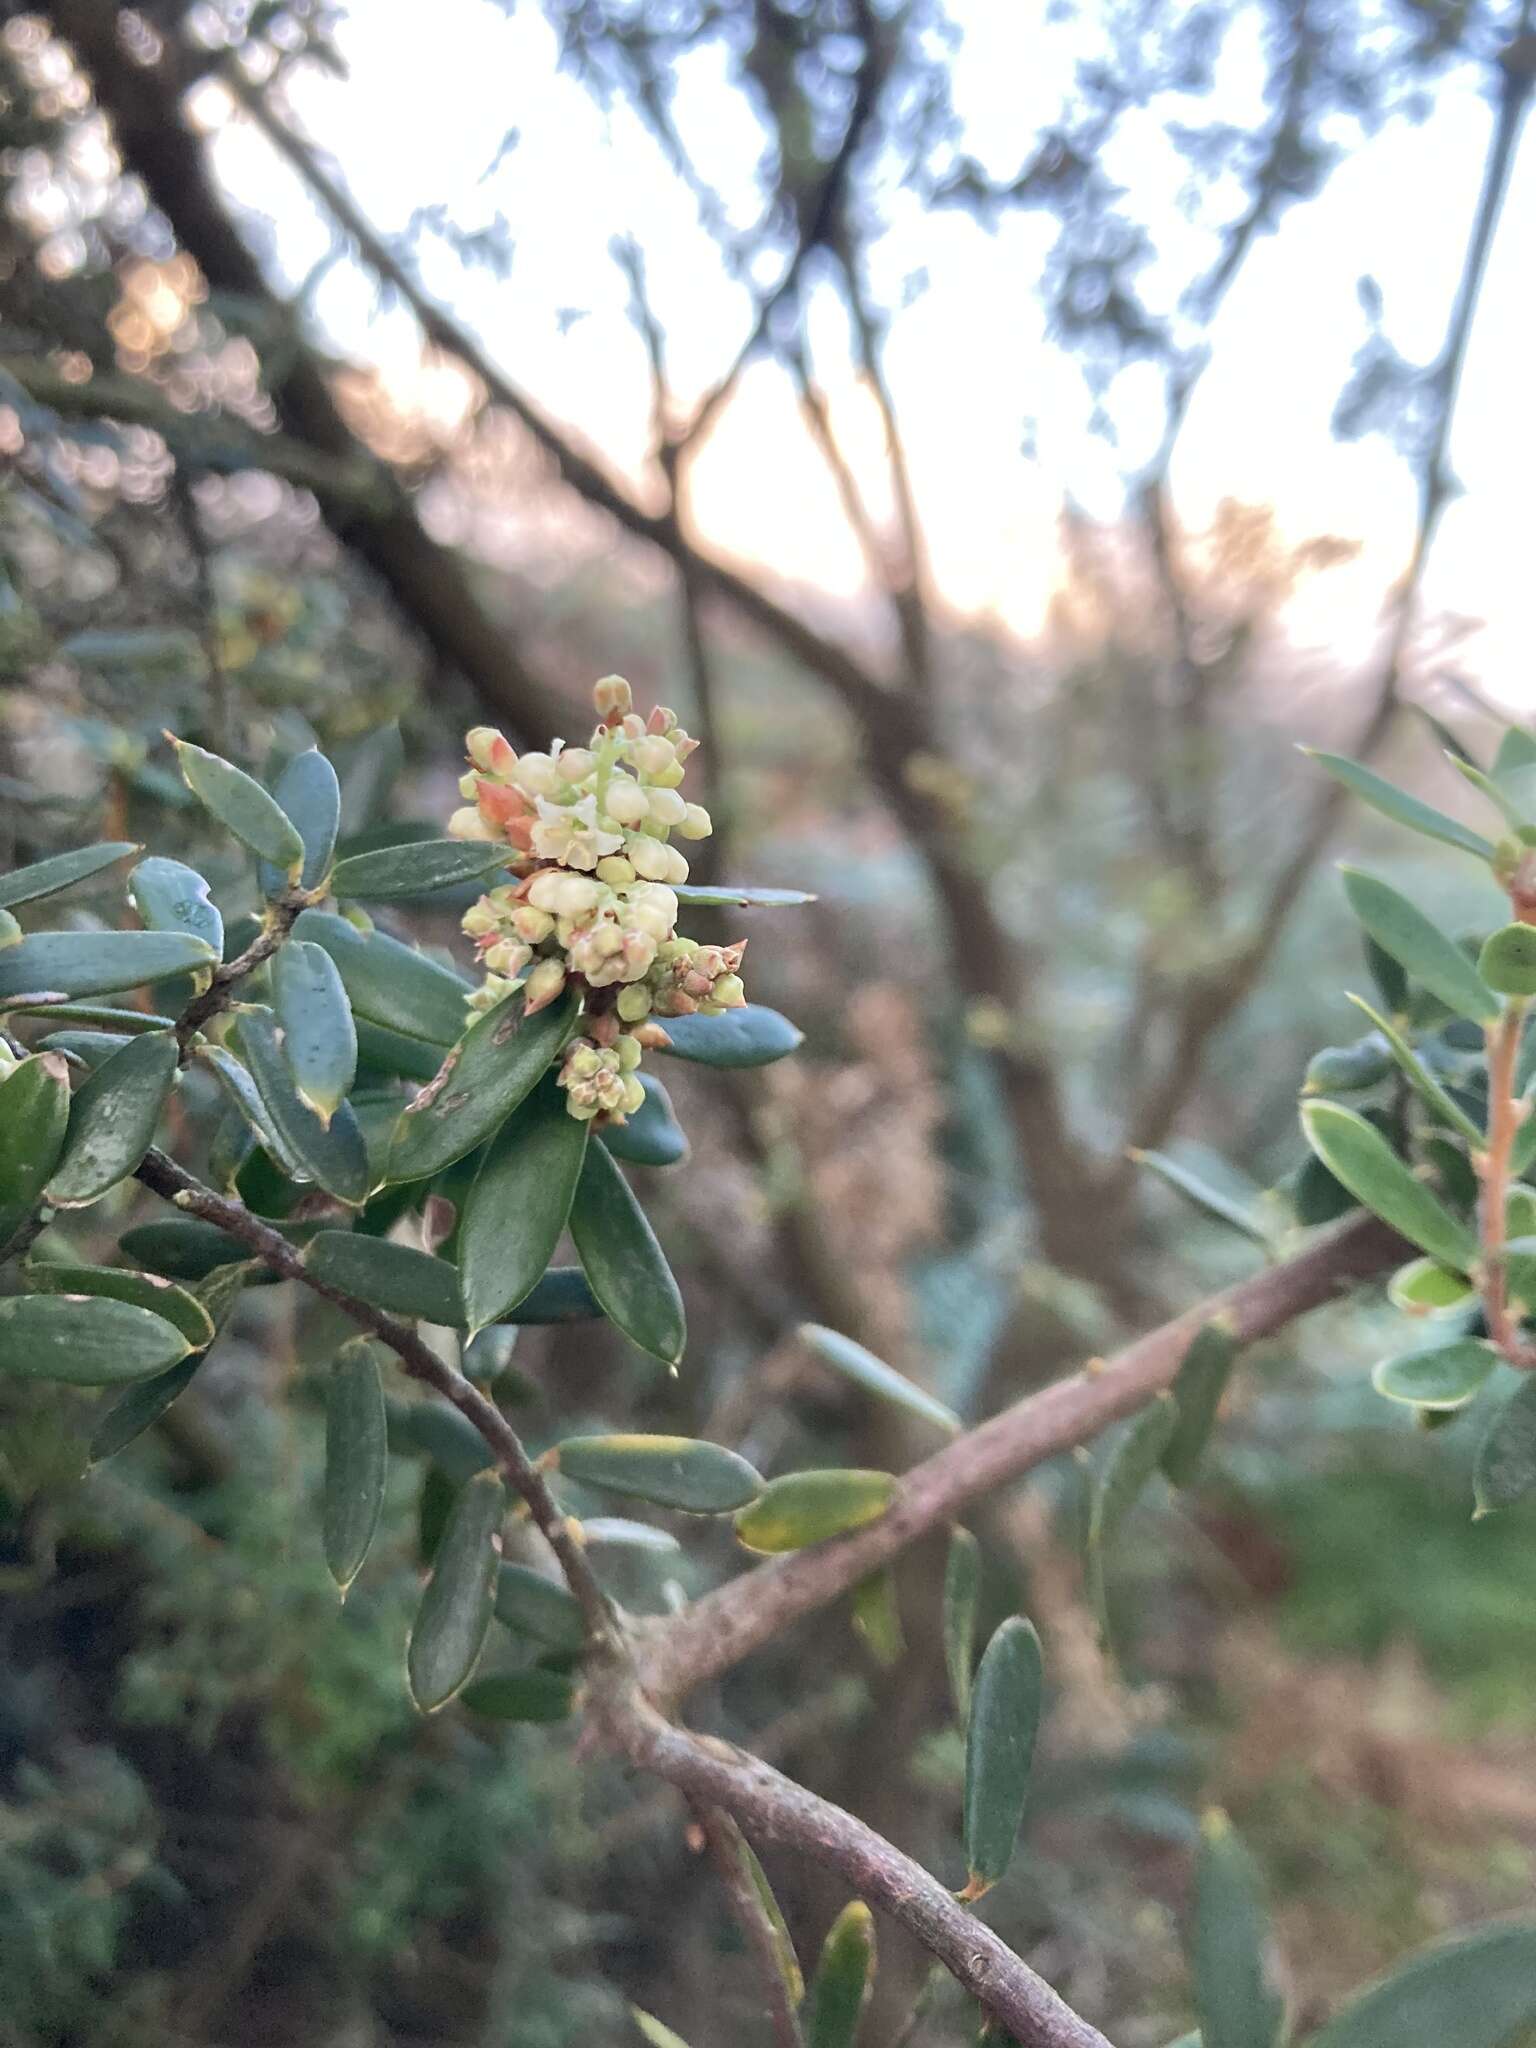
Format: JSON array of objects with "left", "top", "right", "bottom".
[{"left": 199, "top": 0, "right": 1536, "bottom": 705}]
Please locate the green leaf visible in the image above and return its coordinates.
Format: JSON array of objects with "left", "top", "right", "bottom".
[
  {"left": 1478, "top": 922, "right": 1536, "bottom": 997},
  {"left": 407, "top": 1469, "right": 504, "bottom": 1711},
  {"left": 128, "top": 856, "right": 223, "bottom": 957},
  {"left": 198, "top": 1043, "right": 311, "bottom": 1182},
  {"left": 1128, "top": 1148, "right": 1271, "bottom": 1245},
  {"left": 273, "top": 939, "right": 357, "bottom": 1125},
  {"left": 1339, "top": 869, "right": 1497, "bottom": 1023},
  {"left": 632, "top": 2009, "right": 693, "bottom": 2048},
  {"left": 1495, "top": 729, "right": 1536, "bottom": 778},
  {"left": 458, "top": 1074, "right": 589, "bottom": 1331},
  {"left": 598, "top": 1071, "right": 688, "bottom": 1168},
  {"left": 460, "top": 1670, "right": 574, "bottom": 1722},
  {"left": 807, "top": 1901, "right": 875, "bottom": 2048},
  {"left": 293, "top": 909, "right": 472, "bottom": 1045},
  {"left": 1448, "top": 754, "right": 1533, "bottom": 829},
  {"left": 1300, "top": 1101, "right": 1476, "bottom": 1272},
  {"left": 29, "top": 1005, "right": 173, "bottom": 1031},
  {"left": 669, "top": 884, "right": 817, "bottom": 908},
  {"left": 553, "top": 1433, "right": 762, "bottom": 1513},
  {"left": 655, "top": 1004, "right": 804, "bottom": 1068},
  {"left": 169, "top": 736, "right": 305, "bottom": 877},
  {"left": 961, "top": 1615, "right": 1043, "bottom": 1898},
  {"left": 232, "top": 1009, "right": 371, "bottom": 1205},
  {"left": 504, "top": 1265, "right": 601, "bottom": 1323},
  {"left": 581, "top": 1516, "right": 682, "bottom": 1555},
  {"left": 1364, "top": 933, "right": 1409, "bottom": 1016},
  {"left": 387, "top": 989, "right": 579, "bottom": 1184},
  {"left": 1191, "top": 1812, "right": 1286, "bottom": 2048},
  {"left": 1372, "top": 1340, "right": 1495, "bottom": 1411},
  {"left": 1304, "top": 750, "right": 1496, "bottom": 861},
  {"left": 0, "top": 1052, "right": 70, "bottom": 1251},
  {"left": 1161, "top": 1318, "right": 1241, "bottom": 1487},
  {"left": 851, "top": 1566, "right": 905, "bottom": 1666},
  {"left": 260, "top": 748, "right": 341, "bottom": 896},
  {"left": 1308, "top": 1922, "right": 1536, "bottom": 2048},
  {"left": 724, "top": 1825, "right": 804, "bottom": 2010},
  {"left": 0, "top": 908, "right": 19, "bottom": 949},
  {"left": 733, "top": 1469, "right": 897, "bottom": 1554},
  {"left": 1302, "top": 1033, "right": 1394, "bottom": 1096},
  {"left": 0, "top": 930, "right": 216, "bottom": 1004},
  {"left": 1385, "top": 1258, "right": 1479, "bottom": 1321},
  {"left": 943, "top": 1526, "right": 981, "bottom": 1725},
  {"left": 1474, "top": 1378, "right": 1536, "bottom": 1515},
  {"left": 1342, "top": 995, "right": 1483, "bottom": 1146},
  {"left": 494, "top": 1562, "right": 585, "bottom": 1653},
  {"left": 1291, "top": 1151, "right": 1361, "bottom": 1227},
  {"left": 46, "top": 1030, "right": 178, "bottom": 1207},
  {"left": 304, "top": 1231, "right": 465, "bottom": 1326},
  {"left": 388, "top": 1397, "right": 493, "bottom": 1482},
  {"left": 799, "top": 1322, "right": 961, "bottom": 1436},
  {"left": 117, "top": 1217, "right": 278, "bottom": 1283},
  {"left": 38, "top": 1030, "right": 131, "bottom": 1072},
  {"left": 26, "top": 1264, "right": 213, "bottom": 1347},
  {"left": 324, "top": 1339, "right": 388, "bottom": 1594},
  {"left": 1088, "top": 1398, "right": 1178, "bottom": 1636},
  {"left": 568, "top": 1141, "right": 685, "bottom": 1366},
  {"left": 330, "top": 838, "right": 510, "bottom": 899},
  {"left": 0, "top": 1294, "right": 191, "bottom": 1384},
  {"left": 88, "top": 1354, "right": 204, "bottom": 1465},
  {"left": 354, "top": 1018, "right": 448, "bottom": 1083},
  {"left": 0, "top": 842, "right": 137, "bottom": 910}
]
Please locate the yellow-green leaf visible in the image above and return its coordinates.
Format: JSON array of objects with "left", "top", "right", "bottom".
[
  {"left": 26, "top": 1263, "right": 213, "bottom": 1348},
  {"left": 1305, "top": 751, "right": 1495, "bottom": 861},
  {"left": 807, "top": 1901, "right": 875, "bottom": 2048},
  {"left": 1478, "top": 921, "right": 1536, "bottom": 997},
  {"left": 1373, "top": 1340, "right": 1495, "bottom": 1411},
  {"left": 733, "top": 1469, "right": 897, "bottom": 1554},
  {"left": 851, "top": 1567, "right": 905, "bottom": 1667}
]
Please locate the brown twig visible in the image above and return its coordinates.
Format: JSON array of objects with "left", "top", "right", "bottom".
[{"left": 1478, "top": 997, "right": 1533, "bottom": 1365}]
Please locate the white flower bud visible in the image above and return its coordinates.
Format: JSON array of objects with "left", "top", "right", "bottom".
[
  {"left": 616, "top": 985, "right": 652, "bottom": 1022},
  {"left": 510, "top": 751, "right": 561, "bottom": 797},
  {"left": 448, "top": 806, "right": 498, "bottom": 842},
  {"left": 662, "top": 845, "right": 690, "bottom": 884},
  {"left": 596, "top": 855, "right": 636, "bottom": 886},
  {"left": 712, "top": 973, "right": 746, "bottom": 1008},
  {"left": 557, "top": 746, "right": 597, "bottom": 784},
  {"left": 523, "top": 958, "right": 568, "bottom": 1014},
  {"left": 459, "top": 772, "right": 479, "bottom": 799},
  {"left": 551, "top": 874, "right": 605, "bottom": 918},
  {"left": 626, "top": 833, "right": 672, "bottom": 881},
  {"left": 631, "top": 736, "right": 676, "bottom": 778},
  {"left": 525, "top": 872, "right": 566, "bottom": 911},
  {"left": 483, "top": 938, "right": 532, "bottom": 977},
  {"left": 461, "top": 901, "right": 500, "bottom": 938},
  {"left": 509, "top": 904, "right": 555, "bottom": 944},
  {"left": 678, "top": 803, "right": 712, "bottom": 840},
  {"left": 645, "top": 786, "right": 687, "bottom": 827},
  {"left": 603, "top": 777, "right": 650, "bottom": 826}
]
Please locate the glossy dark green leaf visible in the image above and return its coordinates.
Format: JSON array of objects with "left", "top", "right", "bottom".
[
  {"left": 37, "top": 1030, "right": 131, "bottom": 1072},
  {"left": 1473, "top": 1378, "right": 1536, "bottom": 1516},
  {"left": 26, "top": 1263, "right": 213, "bottom": 1347},
  {"left": 293, "top": 908, "right": 471, "bottom": 1045},
  {"left": 233, "top": 1008, "right": 371, "bottom": 1205},
  {"left": 1309, "top": 1923, "right": 1536, "bottom": 2048},
  {"left": 46, "top": 1029, "right": 178, "bottom": 1207},
  {"left": 0, "top": 841, "right": 137, "bottom": 910},
  {"left": 1088, "top": 1396, "right": 1178, "bottom": 1633},
  {"left": 1372, "top": 1340, "right": 1494, "bottom": 1411},
  {"left": 198, "top": 1044, "right": 311, "bottom": 1182},
  {"left": 0, "top": 1052, "right": 70, "bottom": 1251},
  {"left": 1385, "top": 1258, "right": 1478, "bottom": 1320},
  {"left": 554, "top": 1433, "right": 762, "bottom": 1513},
  {"left": 273, "top": 939, "right": 357, "bottom": 1124},
  {"left": 460, "top": 1670, "right": 574, "bottom": 1722},
  {"left": 304, "top": 1231, "right": 464, "bottom": 1326},
  {"left": 1128, "top": 1148, "right": 1270, "bottom": 1245},
  {"left": 851, "top": 1566, "right": 905, "bottom": 1666},
  {"left": 1292, "top": 1150, "right": 1360, "bottom": 1226},
  {"left": 799, "top": 1322, "right": 961, "bottom": 1435},
  {"left": 807, "top": 1901, "right": 875, "bottom": 2048},
  {"left": 1302, "top": 1032, "right": 1392, "bottom": 1096},
  {"left": 733, "top": 1469, "right": 897, "bottom": 1554},
  {"left": 353, "top": 1018, "right": 447, "bottom": 1083},
  {"left": 1192, "top": 1812, "right": 1285, "bottom": 2048},
  {"left": 1364, "top": 933, "right": 1409, "bottom": 1015},
  {"left": 128, "top": 856, "right": 223, "bottom": 957},
  {"left": 407, "top": 1469, "right": 504, "bottom": 1712},
  {"left": 1301, "top": 1101, "right": 1476, "bottom": 1272},
  {"left": 1161, "top": 1319, "right": 1241, "bottom": 1487},
  {"left": 459, "top": 1073, "right": 588, "bottom": 1330},
  {"left": 170, "top": 736, "right": 305, "bottom": 876},
  {"left": 387, "top": 989, "right": 579, "bottom": 1184},
  {"left": 961, "top": 1615, "right": 1043, "bottom": 1898},
  {"left": 598, "top": 1071, "right": 688, "bottom": 1168},
  {"left": 1340, "top": 869, "right": 1496, "bottom": 1023},
  {"left": 654, "top": 1004, "right": 804, "bottom": 1068},
  {"left": 387, "top": 1396, "right": 494, "bottom": 1482},
  {"left": 943, "top": 1525, "right": 981, "bottom": 1725},
  {"left": 670, "top": 883, "right": 816, "bottom": 908},
  {"left": 568, "top": 1141, "right": 686, "bottom": 1366},
  {"left": 1343, "top": 995, "right": 1482, "bottom": 1145},
  {"left": 503, "top": 1264, "right": 601, "bottom": 1324},
  {"left": 117, "top": 1217, "right": 277, "bottom": 1283},
  {"left": 0, "top": 930, "right": 216, "bottom": 1003},
  {"left": 0, "top": 1293, "right": 191, "bottom": 1384},
  {"left": 1478, "top": 921, "right": 1536, "bottom": 997},
  {"left": 331, "top": 838, "right": 510, "bottom": 899},
  {"left": 494, "top": 1562, "right": 585, "bottom": 1653},
  {"left": 322, "top": 1339, "right": 388, "bottom": 1594},
  {"left": 259, "top": 748, "right": 341, "bottom": 896},
  {"left": 27, "top": 1005, "right": 173, "bottom": 1031},
  {"left": 1304, "top": 751, "right": 1495, "bottom": 861},
  {"left": 88, "top": 1353, "right": 204, "bottom": 1465}
]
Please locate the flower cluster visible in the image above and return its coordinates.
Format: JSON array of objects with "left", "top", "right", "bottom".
[{"left": 449, "top": 677, "right": 747, "bottom": 1121}]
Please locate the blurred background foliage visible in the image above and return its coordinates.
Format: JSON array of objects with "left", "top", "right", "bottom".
[{"left": 3, "top": 2, "right": 1536, "bottom": 2044}]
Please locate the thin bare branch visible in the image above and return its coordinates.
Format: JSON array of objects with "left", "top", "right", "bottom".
[{"left": 691, "top": 1805, "right": 806, "bottom": 2048}]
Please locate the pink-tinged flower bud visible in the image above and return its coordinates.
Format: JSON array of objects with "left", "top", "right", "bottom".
[
  {"left": 593, "top": 674, "right": 633, "bottom": 721},
  {"left": 631, "top": 735, "right": 676, "bottom": 778},
  {"left": 630, "top": 1020, "right": 671, "bottom": 1049},
  {"left": 662, "top": 845, "right": 690, "bottom": 884},
  {"left": 466, "top": 726, "right": 516, "bottom": 777},
  {"left": 616, "top": 984, "right": 652, "bottom": 1022},
  {"left": 654, "top": 989, "right": 697, "bottom": 1016},
  {"left": 646, "top": 786, "right": 687, "bottom": 827},
  {"left": 596, "top": 854, "right": 636, "bottom": 886},
  {"left": 620, "top": 1074, "right": 646, "bottom": 1116},
  {"left": 678, "top": 803, "right": 712, "bottom": 840},
  {"left": 523, "top": 957, "right": 568, "bottom": 1014},
  {"left": 673, "top": 732, "right": 700, "bottom": 761},
  {"left": 647, "top": 704, "right": 677, "bottom": 735},
  {"left": 712, "top": 972, "right": 746, "bottom": 1008},
  {"left": 627, "top": 833, "right": 672, "bottom": 881},
  {"left": 604, "top": 778, "right": 650, "bottom": 826},
  {"left": 483, "top": 938, "right": 533, "bottom": 977},
  {"left": 510, "top": 751, "right": 561, "bottom": 797},
  {"left": 448, "top": 805, "right": 498, "bottom": 842},
  {"left": 620, "top": 713, "right": 646, "bottom": 741},
  {"left": 588, "top": 1010, "right": 620, "bottom": 1047},
  {"left": 557, "top": 746, "right": 597, "bottom": 784},
  {"left": 461, "top": 900, "right": 500, "bottom": 939},
  {"left": 509, "top": 904, "right": 555, "bottom": 944}
]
